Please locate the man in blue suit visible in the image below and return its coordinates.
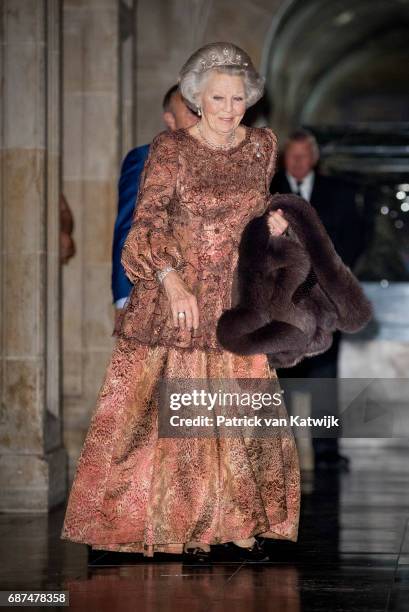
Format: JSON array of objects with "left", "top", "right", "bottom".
[{"left": 111, "top": 85, "right": 198, "bottom": 332}]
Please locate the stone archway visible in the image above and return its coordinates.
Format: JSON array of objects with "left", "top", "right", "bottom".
[
  {"left": 260, "top": 0, "right": 409, "bottom": 139},
  {"left": 261, "top": 0, "right": 409, "bottom": 455}
]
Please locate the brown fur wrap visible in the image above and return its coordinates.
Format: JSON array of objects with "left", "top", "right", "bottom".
[{"left": 216, "top": 193, "right": 373, "bottom": 367}]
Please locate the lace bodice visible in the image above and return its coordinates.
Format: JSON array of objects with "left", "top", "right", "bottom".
[{"left": 117, "top": 125, "right": 278, "bottom": 351}]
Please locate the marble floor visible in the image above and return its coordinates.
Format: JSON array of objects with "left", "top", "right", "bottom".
[{"left": 0, "top": 443, "right": 408, "bottom": 611}]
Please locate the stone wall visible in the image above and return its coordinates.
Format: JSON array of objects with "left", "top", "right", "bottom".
[
  {"left": 0, "top": 0, "right": 65, "bottom": 511},
  {"left": 62, "top": 0, "right": 138, "bottom": 477}
]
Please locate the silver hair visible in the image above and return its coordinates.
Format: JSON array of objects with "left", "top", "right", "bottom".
[{"left": 178, "top": 42, "right": 265, "bottom": 111}]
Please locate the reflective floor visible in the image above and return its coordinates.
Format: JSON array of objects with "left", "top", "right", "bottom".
[{"left": 0, "top": 444, "right": 408, "bottom": 611}]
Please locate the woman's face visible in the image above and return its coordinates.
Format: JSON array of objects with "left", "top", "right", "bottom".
[{"left": 198, "top": 71, "right": 246, "bottom": 133}]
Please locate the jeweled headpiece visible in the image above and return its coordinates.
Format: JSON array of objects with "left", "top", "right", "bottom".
[
  {"left": 178, "top": 42, "right": 265, "bottom": 111},
  {"left": 199, "top": 46, "right": 249, "bottom": 72}
]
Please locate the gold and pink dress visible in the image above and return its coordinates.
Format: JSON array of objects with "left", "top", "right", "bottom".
[{"left": 60, "top": 125, "right": 301, "bottom": 557}]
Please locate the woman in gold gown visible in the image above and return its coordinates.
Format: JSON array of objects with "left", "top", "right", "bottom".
[{"left": 60, "top": 42, "right": 301, "bottom": 561}]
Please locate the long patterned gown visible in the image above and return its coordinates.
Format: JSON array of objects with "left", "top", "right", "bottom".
[{"left": 60, "top": 125, "right": 301, "bottom": 557}]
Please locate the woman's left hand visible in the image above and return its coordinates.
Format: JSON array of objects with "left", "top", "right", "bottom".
[{"left": 267, "top": 208, "right": 289, "bottom": 236}]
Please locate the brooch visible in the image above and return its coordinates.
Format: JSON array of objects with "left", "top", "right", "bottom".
[{"left": 254, "top": 142, "right": 262, "bottom": 159}]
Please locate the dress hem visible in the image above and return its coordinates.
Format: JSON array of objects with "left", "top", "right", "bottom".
[{"left": 60, "top": 515, "right": 299, "bottom": 558}]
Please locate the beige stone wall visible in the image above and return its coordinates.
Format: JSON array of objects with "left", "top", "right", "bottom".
[
  {"left": 62, "top": 0, "right": 122, "bottom": 477},
  {"left": 0, "top": 0, "right": 66, "bottom": 511}
]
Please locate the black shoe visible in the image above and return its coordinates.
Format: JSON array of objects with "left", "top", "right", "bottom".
[
  {"left": 87, "top": 545, "right": 115, "bottom": 565},
  {"left": 87, "top": 544, "right": 107, "bottom": 564},
  {"left": 221, "top": 538, "right": 269, "bottom": 562},
  {"left": 315, "top": 452, "right": 350, "bottom": 472},
  {"left": 182, "top": 545, "right": 211, "bottom": 564}
]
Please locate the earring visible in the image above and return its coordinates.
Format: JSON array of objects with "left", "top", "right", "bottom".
[{"left": 197, "top": 106, "right": 202, "bottom": 117}]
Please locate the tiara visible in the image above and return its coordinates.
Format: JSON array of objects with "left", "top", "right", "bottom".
[{"left": 199, "top": 46, "right": 249, "bottom": 72}]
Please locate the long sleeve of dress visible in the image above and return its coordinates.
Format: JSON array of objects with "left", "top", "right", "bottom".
[
  {"left": 120, "top": 130, "right": 184, "bottom": 283},
  {"left": 264, "top": 127, "right": 279, "bottom": 188}
]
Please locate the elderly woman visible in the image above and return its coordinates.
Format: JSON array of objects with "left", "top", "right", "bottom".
[{"left": 61, "top": 42, "right": 300, "bottom": 562}]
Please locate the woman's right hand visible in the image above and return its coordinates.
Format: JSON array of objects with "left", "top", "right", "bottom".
[{"left": 162, "top": 270, "right": 200, "bottom": 331}]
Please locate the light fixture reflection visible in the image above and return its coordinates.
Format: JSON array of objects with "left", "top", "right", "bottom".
[{"left": 333, "top": 11, "right": 355, "bottom": 26}]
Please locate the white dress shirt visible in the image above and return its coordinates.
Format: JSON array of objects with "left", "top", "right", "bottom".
[
  {"left": 115, "top": 296, "right": 129, "bottom": 309},
  {"left": 286, "top": 170, "right": 315, "bottom": 202}
]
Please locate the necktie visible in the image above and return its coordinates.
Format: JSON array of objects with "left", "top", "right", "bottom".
[{"left": 295, "top": 180, "right": 303, "bottom": 196}]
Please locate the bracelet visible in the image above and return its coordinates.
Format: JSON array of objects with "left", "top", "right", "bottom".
[{"left": 156, "top": 265, "right": 176, "bottom": 283}]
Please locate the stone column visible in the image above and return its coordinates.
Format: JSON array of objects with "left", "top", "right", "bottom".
[
  {"left": 62, "top": 0, "right": 137, "bottom": 478},
  {"left": 0, "top": 0, "right": 66, "bottom": 511}
]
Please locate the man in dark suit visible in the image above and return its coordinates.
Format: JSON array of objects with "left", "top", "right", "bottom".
[
  {"left": 270, "top": 128, "right": 366, "bottom": 471},
  {"left": 111, "top": 85, "right": 198, "bottom": 332}
]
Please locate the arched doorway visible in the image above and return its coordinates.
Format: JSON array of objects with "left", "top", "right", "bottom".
[
  {"left": 261, "top": 0, "right": 409, "bottom": 454},
  {"left": 261, "top": 0, "right": 409, "bottom": 134},
  {"left": 261, "top": 0, "right": 409, "bottom": 287}
]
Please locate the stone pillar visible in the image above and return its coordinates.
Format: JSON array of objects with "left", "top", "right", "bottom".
[
  {"left": 0, "top": 0, "right": 66, "bottom": 511},
  {"left": 62, "top": 0, "right": 136, "bottom": 478}
]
